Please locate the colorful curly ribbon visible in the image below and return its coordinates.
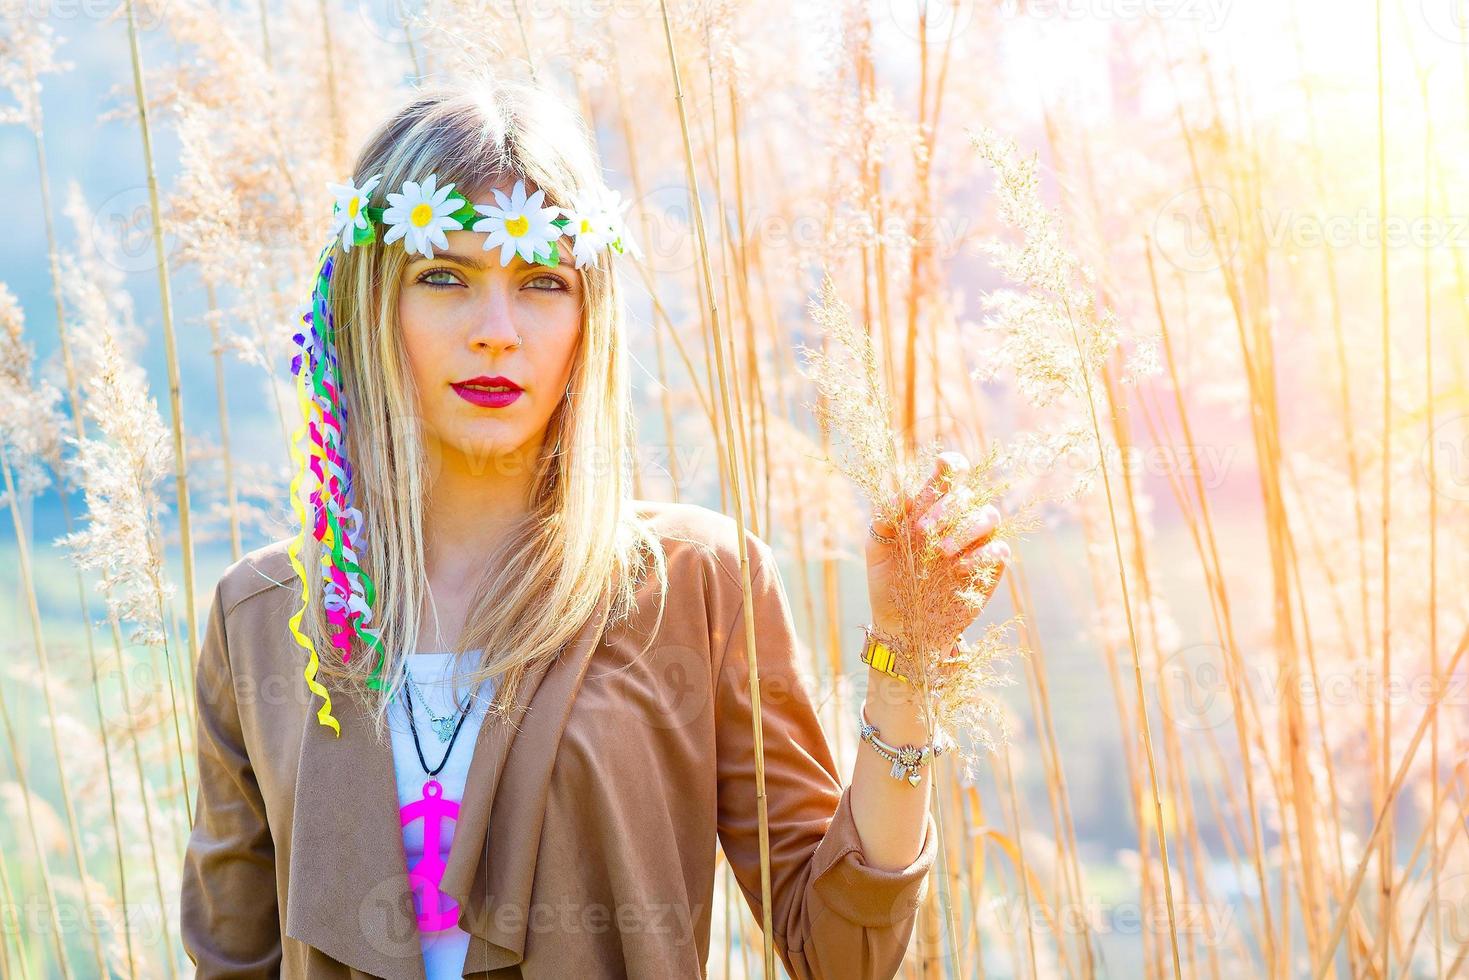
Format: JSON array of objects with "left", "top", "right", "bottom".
[
  {"left": 288, "top": 241, "right": 392, "bottom": 735},
  {"left": 286, "top": 314, "right": 339, "bottom": 737}
]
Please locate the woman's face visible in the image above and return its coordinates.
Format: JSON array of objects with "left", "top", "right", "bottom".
[{"left": 398, "top": 181, "right": 583, "bottom": 478}]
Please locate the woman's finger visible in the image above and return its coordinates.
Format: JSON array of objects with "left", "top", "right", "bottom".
[
  {"left": 956, "top": 537, "right": 1010, "bottom": 605},
  {"left": 869, "top": 510, "right": 899, "bottom": 541},
  {"left": 958, "top": 537, "right": 1010, "bottom": 587},
  {"left": 908, "top": 451, "right": 969, "bottom": 529},
  {"left": 936, "top": 504, "right": 1001, "bottom": 557},
  {"left": 869, "top": 482, "right": 910, "bottom": 540},
  {"left": 969, "top": 538, "right": 1010, "bottom": 565}
]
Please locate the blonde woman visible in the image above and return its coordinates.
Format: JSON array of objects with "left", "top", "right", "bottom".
[{"left": 180, "top": 75, "right": 1009, "bottom": 979}]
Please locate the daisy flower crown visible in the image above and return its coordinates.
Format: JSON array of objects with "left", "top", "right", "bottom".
[
  {"left": 326, "top": 172, "right": 643, "bottom": 268},
  {"left": 286, "top": 173, "right": 641, "bottom": 738}
]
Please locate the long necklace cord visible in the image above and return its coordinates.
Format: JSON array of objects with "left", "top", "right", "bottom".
[{"left": 403, "top": 674, "right": 473, "bottom": 776}]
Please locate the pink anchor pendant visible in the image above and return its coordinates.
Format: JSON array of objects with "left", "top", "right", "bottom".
[{"left": 399, "top": 778, "right": 461, "bottom": 932}]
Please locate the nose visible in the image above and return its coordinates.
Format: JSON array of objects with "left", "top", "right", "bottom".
[{"left": 466, "top": 282, "right": 521, "bottom": 354}]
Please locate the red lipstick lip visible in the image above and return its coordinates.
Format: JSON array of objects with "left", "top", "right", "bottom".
[
  {"left": 453, "top": 375, "right": 521, "bottom": 390},
  {"left": 451, "top": 376, "right": 523, "bottom": 408}
]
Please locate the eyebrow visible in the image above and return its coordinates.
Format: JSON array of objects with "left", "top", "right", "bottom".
[{"left": 413, "top": 249, "right": 574, "bottom": 270}]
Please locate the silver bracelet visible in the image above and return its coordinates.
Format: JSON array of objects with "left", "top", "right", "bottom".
[{"left": 858, "top": 702, "right": 952, "bottom": 786}]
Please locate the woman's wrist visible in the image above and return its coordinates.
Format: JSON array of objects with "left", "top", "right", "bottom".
[
  {"left": 863, "top": 670, "right": 931, "bottom": 741},
  {"left": 861, "top": 632, "right": 934, "bottom": 736},
  {"left": 860, "top": 620, "right": 945, "bottom": 740}
]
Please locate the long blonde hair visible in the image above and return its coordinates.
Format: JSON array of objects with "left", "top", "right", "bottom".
[{"left": 297, "top": 74, "right": 667, "bottom": 741}]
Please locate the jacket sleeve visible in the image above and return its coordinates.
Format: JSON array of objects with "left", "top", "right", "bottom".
[
  {"left": 714, "top": 531, "right": 937, "bottom": 980},
  {"left": 180, "top": 581, "right": 283, "bottom": 977}
]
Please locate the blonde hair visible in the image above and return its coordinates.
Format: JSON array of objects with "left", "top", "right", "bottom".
[{"left": 297, "top": 73, "right": 667, "bottom": 740}]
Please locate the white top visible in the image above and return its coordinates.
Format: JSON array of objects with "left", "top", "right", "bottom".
[{"left": 386, "top": 652, "right": 499, "bottom": 979}]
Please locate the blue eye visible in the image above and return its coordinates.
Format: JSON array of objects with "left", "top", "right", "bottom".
[{"left": 417, "top": 269, "right": 463, "bottom": 289}]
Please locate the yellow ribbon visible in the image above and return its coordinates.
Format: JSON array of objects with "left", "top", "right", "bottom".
[{"left": 287, "top": 338, "right": 342, "bottom": 737}]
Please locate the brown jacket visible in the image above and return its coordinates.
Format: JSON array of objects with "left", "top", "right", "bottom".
[{"left": 181, "top": 499, "right": 936, "bottom": 979}]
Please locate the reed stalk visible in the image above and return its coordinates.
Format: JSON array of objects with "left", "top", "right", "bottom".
[
  {"left": 1311, "top": 626, "right": 1469, "bottom": 977},
  {"left": 203, "top": 287, "right": 242, "bottom": 562},
  {"left": 122, "top": 0, "right": 200, "bottom": 684},
  {"left": 656, "top": 6, "right": 775, "bottom": 972},
  {"left": 0, "top": 817, "right": 30, "bottom": 980},
  {"left": 1373, "top": 5, "right": 1394, "bottom": 968},
  {"left": 1000, "top": 742, "right": 1040, "bottom": 980},
  {"left": 697, "top": 42, "right": 761, "bottom": 540},
  {"left": 1288, "top": 7, "right": 1373, "bottom": 681},
  {"left": 84, "top": 615, "right": 136, "bottom": 979},
  {"left": 108, "top": 612, "right": 179, "bottom": 980},
  {"left": 1421, "top": 69, "right": 1442, "bottom": 980},
  {"left": 51, "top": 461, "right": 139, "bottom": 979},
  {"left": 1, "top": 455, "right": 111, "bottom": 977},
  {"left": 608, "top": 49, "right": 685, "bottom": 499},
  {"left": 0, "top": 476, "right": 71, "bottom": 977},
  {"left": 1142, "top": 239, "right": 1284, "bottom": 970},
  {"left": 18, "top": 53, "right": 84, "bottom": 456},
  {"left": 1010, "top": 566, "right": 1096, "bottom": 978}
]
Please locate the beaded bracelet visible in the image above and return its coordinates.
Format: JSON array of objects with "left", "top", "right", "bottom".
[{"left": 857, "top": 702, "right": 952, "bottom": 786}]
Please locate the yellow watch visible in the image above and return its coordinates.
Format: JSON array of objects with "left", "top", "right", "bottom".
[{"left": 859, "top": 626, "right": 908, "bottom": 683}]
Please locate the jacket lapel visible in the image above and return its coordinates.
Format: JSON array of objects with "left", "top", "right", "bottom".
[
  {"left": 285, "top": 669, "right": 426, "bottom": 980},
  {"left": 446, "top": 589, "right": 613, "bottom": 975},
  {"left": 284, "top": 588, "right": 613, "bottom": 979}
]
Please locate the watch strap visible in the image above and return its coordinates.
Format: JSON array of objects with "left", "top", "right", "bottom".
[{"left": 860, "top": 628, "right": 908, "bottom": 682}]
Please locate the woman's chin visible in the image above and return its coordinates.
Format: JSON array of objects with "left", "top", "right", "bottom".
[{"left": 431, "top": 429, "right": 543, "bottom": 474}]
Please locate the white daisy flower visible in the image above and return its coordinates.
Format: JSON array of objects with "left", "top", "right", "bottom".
[
  {"left": 471, "top": 179, "right": 564, "bottom": 268},
  {"left": 559, "top": 186, "right": 642, "bottom": 268},
  {"left": 326, "top": 173, "right": 382, "bottom": 251},
  {"left": 381, "top": 174, "right": 465, "bottom": 259}
]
